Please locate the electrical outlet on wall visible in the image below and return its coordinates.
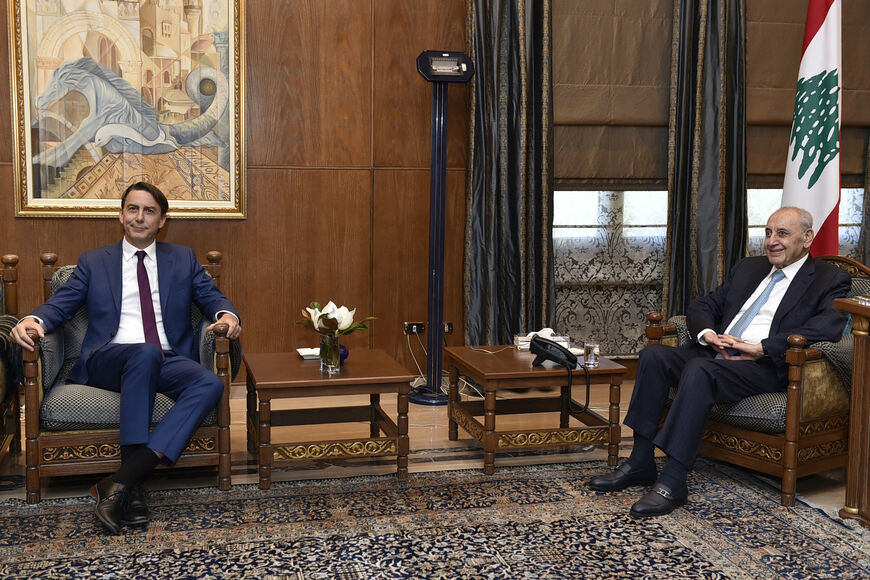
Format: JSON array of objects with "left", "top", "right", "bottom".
[{"left": 403, "top": 322, "right": 426, "bottom": 335}]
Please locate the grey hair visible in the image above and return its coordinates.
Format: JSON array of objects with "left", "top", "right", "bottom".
[{"left": 778, "top": 206, "right": 813, "bottom": 232}]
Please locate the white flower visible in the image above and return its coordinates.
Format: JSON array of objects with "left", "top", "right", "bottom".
[{"left": 332, "top": 306, "right": 357, "bottom": 331}]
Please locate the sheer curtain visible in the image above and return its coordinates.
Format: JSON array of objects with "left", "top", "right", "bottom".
[{"left": 464, "top": 0, "right": 555, "bottom": 345}]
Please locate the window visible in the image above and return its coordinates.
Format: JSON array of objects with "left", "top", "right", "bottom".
[{"left": 553, "top": 190, "right": 667, "bottom": 238}]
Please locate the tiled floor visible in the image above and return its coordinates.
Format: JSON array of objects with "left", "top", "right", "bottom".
[{"left": 0, "top": 380, "right": 849, "bottom": 519}]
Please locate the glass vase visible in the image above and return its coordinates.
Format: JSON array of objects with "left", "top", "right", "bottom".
[{"left": 319, "top": 333, "right": 340, "bottom": 375}]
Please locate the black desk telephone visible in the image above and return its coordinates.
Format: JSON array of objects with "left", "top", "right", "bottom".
[
  {"left": 530, "top": 335, "right": 577, "bottom": 368},
  {"left": 529, "top": 335, "right": 589, "bottom": 412}
]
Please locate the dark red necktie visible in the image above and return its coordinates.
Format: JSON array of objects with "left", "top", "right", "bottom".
[{"left": 135, "top": 250, "right": 163, "bottom": 355}]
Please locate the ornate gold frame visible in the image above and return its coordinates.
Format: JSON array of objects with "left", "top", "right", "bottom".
[{"left": 8, "top": 0, "right": 245, "bottom": 218}]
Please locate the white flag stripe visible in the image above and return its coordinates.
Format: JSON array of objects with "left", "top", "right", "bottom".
[{"left": 781, "top": 0, "right": 840, "bottom": 253}]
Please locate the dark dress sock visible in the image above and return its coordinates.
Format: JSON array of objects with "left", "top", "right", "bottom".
[
  {"left": 120, "top": 444, "right": 145, "bottom": 463},
  {"left": 628, "top": 432, "right": 656, "bottom": 470},
  {"left": 112, "top": 447, "right": 160, "bottom": 487},
  {"left": 657, "top": 456, "right": 689, "bottom": 490}
]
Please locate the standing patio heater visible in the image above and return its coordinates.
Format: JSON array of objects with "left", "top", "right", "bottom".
[{"left": 409, "top": 50, "right": 474, "bottom": 405}]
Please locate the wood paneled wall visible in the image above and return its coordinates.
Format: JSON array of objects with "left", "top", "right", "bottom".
[{"left": 0, "top": 1, "right": 469, "bottom": 374}]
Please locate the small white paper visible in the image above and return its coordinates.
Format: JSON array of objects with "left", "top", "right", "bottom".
[{"left": 296, "top": 348, "right": 320, "bottom": 360}]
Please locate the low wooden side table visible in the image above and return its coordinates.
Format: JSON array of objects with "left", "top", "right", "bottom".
[
  {"left": 444, "top": 345, "right": 626, "bottom": 474},
  {"left": 244, "top": 349, "right": 414, "bottom": 489}
]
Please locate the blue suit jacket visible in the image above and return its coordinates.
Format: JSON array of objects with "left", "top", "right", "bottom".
[
  {"left": 32, "top": 241, "right": 239, "bottom": 385},
  {"left": 686, "top": 255, "right": 851, "bottom": 382}
]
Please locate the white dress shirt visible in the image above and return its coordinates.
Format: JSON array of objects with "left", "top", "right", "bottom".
[
  {"left": 697, "top": 253, "right": 809, "bottom": 345},
  {"left": 112, "top": 239, "right": 171, "bottom": 349}
]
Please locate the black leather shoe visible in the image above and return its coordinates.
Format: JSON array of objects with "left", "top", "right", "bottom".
[
  {"left": 588, "top": 461, "right": 657, "bottom": 492},
  {"left": 629, "top": 482, "right": 688, "bottom": 518},
  {"left": 121, "top": 484, "right": 150, "bottom": 526},
  {"left": 90, "top": 476, "right": 129, "bottom": 535}
]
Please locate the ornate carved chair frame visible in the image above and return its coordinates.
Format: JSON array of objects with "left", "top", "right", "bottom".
[
  {"left": 646, "top": 255, "right": 870, "bottom": 507},
  {"left": 21, "top": 251, "right": 235, "bottom": 503}
]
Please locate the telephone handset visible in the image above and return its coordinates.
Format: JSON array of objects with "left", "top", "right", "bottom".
[
  {"left": 530, "top": 335, "right": 591, "bottom": 414},
  {"left": 530, "top": 335, "right": 578, "bottom": 368}
]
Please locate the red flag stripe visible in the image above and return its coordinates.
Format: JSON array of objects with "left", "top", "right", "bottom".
[{"left": 802, "top": 0, "right": 837, "bottom": 55}]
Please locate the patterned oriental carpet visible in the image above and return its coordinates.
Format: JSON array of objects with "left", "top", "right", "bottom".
[{"left": 2, "top": 459, "right": 870, "bottom": 579}]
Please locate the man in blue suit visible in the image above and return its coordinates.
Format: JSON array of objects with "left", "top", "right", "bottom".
[
  {"left": 11, "top": 182, "right": 241, "bottom": 534},
  {"left": 588, "top": 206, "right": 850, "bottom": 517}
]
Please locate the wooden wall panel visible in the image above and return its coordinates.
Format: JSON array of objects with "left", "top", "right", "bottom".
[
  {"left": 371, "top": 169, "right": 465, "bottom": 371},
  {"left": 246, "top": 0, "right": 372, "bottom": 167},
  {"left": 373, "top": 0, "right": 468, "bottom": 169},
  {"left": 0, "top": 3, "right": 10, "bottom": 163},
  {"left": 2, "top": 1, "right": 469, "bottom": 379}
]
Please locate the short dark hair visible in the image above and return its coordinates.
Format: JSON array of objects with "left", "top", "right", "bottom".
[{"left": 121, "top": 182, "right": 169, "bottom": 216}]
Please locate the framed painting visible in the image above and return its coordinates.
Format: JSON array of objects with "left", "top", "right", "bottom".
[{"left": 9, "top": 0, "right": 245, "bottom": 218}]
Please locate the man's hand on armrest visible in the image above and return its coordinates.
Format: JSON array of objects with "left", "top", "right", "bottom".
[
  {"left": 10, "top": 317, "right": 45, "bottom": 352},
  {"left": 208, "top": 312, "right": 241, "bottom": 341}
]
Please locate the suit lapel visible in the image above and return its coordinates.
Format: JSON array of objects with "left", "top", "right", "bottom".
[
  {"left": 771, "top": 258, "right": 814, "bottom": 331},
  {"left": 156, "top": 243, "right": 175, "bottom": 314},
  {"left": 105, "top": 243, "right": 122, "bottom": 319}
]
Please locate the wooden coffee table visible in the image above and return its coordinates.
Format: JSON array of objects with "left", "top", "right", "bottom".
[
  {"left": 445, "top": 345, "right": 626, "bottom": 474},
  {"left": 244, "top": 349, "right": 414, "bottom": 489}
]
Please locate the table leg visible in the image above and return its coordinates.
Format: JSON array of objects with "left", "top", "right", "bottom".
[
  {"left": 370, "top": 393, "right": 380, "bottom": 438},
  {"left": 484, "top": 386, "right": 496, "bottom": 475},
  {"left": 448, "top": 365, "right": 459, "bottom": 441},
  {"left": 608, "top": 374, "right": 622, "bottom": 467},
  {"left": 397, "top": 389, "right": 409, "bottom": 480},
  {"left": 258, "top": 398, "right": 272, "bottom": 490},
  {"left": 246, "top": 374, "right": 257, "bottom": 455},
  {"left": 560, "top": 383, "right": 570, "bottom": 428}
]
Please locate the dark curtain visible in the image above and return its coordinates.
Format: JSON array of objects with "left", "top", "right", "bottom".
[
  {"left": 663, "top": 0, "right": 747, "bottom": 317},
  {"left": 464, "top": 0, "right": 554, "bottom": 345},
  {"left": 859, "top": 137, "right": 870, "bottom": 265}
]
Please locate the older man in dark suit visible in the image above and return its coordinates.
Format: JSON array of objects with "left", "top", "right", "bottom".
[
  {"left": 11, "top": 182, "right": 241, "bottom": 534},
  {"left": 588, "top": 206, "right": 851, "bottom": 517}
]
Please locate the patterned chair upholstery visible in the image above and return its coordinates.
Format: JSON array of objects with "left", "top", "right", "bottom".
[
  {"left": 0, "top": 254, "right": 21, "bottom": 465},
  {"left": 21, "top": 250, "right": 241, "bottom": 504},
  {"left": 645, "top": 255, "right": 870, "bottom": 507}
]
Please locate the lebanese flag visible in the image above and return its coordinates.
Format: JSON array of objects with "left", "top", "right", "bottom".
[{"left": 781, "top": 0, "right": 841, "bottom": 256}]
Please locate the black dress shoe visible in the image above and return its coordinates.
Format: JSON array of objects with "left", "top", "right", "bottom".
[
  {"left": 629, "top": 482, "right": 688, "bottom": 518},
  {"left": 121, "top": 484, "right": 150, "bottom": 526},
  {"left": 90, "top": 476, "right": 129, "bottom": 535},
  {"left": 588, "top": 461, "right": 657, "bottom": 492}
]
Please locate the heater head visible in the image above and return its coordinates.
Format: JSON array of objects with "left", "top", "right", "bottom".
[{"left": 417, "top": 51, "right": 474, "bottom": 83}]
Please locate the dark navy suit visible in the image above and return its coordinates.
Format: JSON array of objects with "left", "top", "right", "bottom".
[
  {"left": 624, "top": 256, "right": 851, "bottom": 468},
  {"left": 32, "top": 241, "right": 240, "bottom": 462}
]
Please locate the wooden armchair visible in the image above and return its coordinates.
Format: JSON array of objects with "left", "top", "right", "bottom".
[
  {"left": 0, "top": 254, "right": 21, "bottom": 464},
  {"left": 21, "top": 250, "right": 241, "bottom": 503},
  {"left": 646, "top": 255, "right": 870, "bottom": 506}
]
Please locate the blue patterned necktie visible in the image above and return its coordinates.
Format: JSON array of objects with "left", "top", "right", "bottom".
[{"left": 727, "top": 269, "right": 787, "bottom": 339}]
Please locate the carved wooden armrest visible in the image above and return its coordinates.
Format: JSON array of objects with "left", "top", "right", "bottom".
[{"left": 645, "top": 312, "right": 678, "bottom": 345}]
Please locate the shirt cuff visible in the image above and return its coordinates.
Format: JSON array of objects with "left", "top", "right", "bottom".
[
  {"left": 697, "top": 328, "right": 715, "bottom": 344},
  {"left": 215, "top": 310, "right": 239, "bottom": 324},
  {"left": 24, "top": 314, "right": 44, "bottom": 327}
]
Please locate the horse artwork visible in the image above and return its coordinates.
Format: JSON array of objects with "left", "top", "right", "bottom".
[{"left": 9, "top": 0, "right": 245, "bottom": 217}]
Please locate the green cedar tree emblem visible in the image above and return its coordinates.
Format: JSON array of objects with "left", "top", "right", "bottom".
[{"left": 789, "top": 69, "right": 840, "bottom": 189}]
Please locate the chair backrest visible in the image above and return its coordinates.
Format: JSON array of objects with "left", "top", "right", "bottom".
[
  {"left": 39, "top": 250, "right": 224, "bottom": 302},
  {"left": 0, "top": 254, "right": 19, "bottom": 317},
  {"left": 816, "top": 255, "right": 870, "bottom": 298}
]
